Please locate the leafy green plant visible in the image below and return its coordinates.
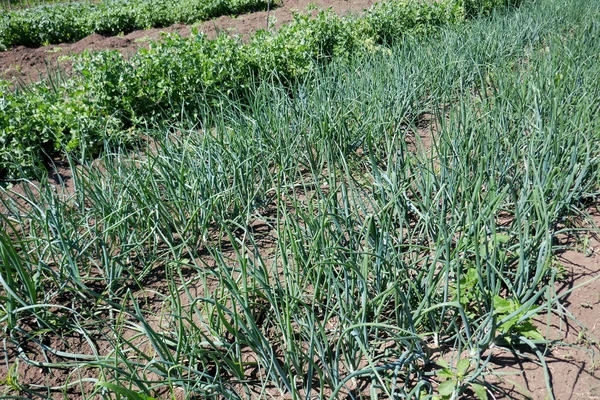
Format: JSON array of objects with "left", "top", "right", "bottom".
[
  {"left": 0, "top": 0, "right": 274, "bottom": 50},
  {"left": 435, "top": 358, "right": 487, "bottom": 400},
  {"left": 0, "top": 0, "right": 509, "bottom": 178},
  {"left": 0, "top": 0, "right": 598, "bottom": 397},
  {"left": 494, "top": 295, "right": 544, "bottom": 344},
  {"left": 367, "top": 0, "right": 465, "bottom": 44},
  {"left": 461, "top": 0, "right": 523, "bottom": 18},
  {"left": 0, "top": 361, "right": 22, "bottom": 395}
]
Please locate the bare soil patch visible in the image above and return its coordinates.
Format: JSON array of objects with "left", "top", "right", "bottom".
[{"left": 0, "top": 0, "right": 375, "bottom": 83}]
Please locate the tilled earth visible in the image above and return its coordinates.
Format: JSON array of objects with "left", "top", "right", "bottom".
[
  {"left": 0, "top": 0, "right": 375, "bottom": 83},
  {"left": 0, "top": 2, "right": 599, "bottom": 398}
]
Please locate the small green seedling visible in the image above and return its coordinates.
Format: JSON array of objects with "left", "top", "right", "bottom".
[
  {"left": 494, "top": 296, "right": 544, "bottom": 345},
  {"left": 0, "top": 362, "right": 22, "bottom": 394},
  {"left": 434, "top": 357, "right": 487, "bottom": 400}
]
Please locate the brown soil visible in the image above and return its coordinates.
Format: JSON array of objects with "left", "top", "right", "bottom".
[
  {"left": 0, "top": 0, "right": 376, "bottom": 83},
  {"left": 2, "top": 118, "right": 598, "bottom": 399},
  {"left": 487, "top": 208, "right": 600, "bottom": 399},
  {"left": 1, "top": 5, "right": 599, "bottom": 395},
  {"left": 3, "top": 163, "right": 599, "bottom": 399}
]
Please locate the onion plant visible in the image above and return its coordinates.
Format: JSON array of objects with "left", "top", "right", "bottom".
[{"left": 1, "top": 0, "right": 599, "bottom": 398}]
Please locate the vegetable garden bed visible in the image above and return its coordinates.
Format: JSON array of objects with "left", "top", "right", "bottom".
[
  {"left": 0, "top": 0, "right": 513, "bottom": 178},
  {"left": 1, "top": 0, "right": 599, "bottom": 398},
  {"left": 0, "top": 0, "right": 272, "bottom": 50}
]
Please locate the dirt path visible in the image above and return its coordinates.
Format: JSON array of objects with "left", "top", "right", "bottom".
[{"left": 0, "top": 0, "right": 375, "bottom": 83}]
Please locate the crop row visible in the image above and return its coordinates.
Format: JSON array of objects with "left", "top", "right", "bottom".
[
  {"left": 0, "top": 0, "right": 270, "bottom": 50},
  {"left": 1, "top": 0, "right": 598, "bottom": 395},
  {"left": 1, "top": 0, "right": 71, "bottom": 11},
  {"left": 0, "top": 0, "right": 517, "bottom": 178}
]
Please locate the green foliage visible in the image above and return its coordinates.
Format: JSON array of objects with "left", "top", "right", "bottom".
[
  {"left": 249, "top": 11, "right": 372, "bottom": 79},
  {"left": 452, "top": 264, "right": 545, "bottom": 345},
  {"left": 367, "top": 0, "right": 465, "bottom": 44},
  {"left": 494, "top": 296, "right": 545, "bottom": 343},
  {"left": 0, "top": 0, "right": 599, "bottom": 396},
  {"left": 131, "top": 33, "right": 251, "bottom": 109},
  {"left": 435, "top": 358, "right": 487, "bottom": 400},
  {"left": 461, "top": 0, "right": 523, "bottom": 17},
  {"left": 96, "top": 381, "right": 157, "bottom": 400},
  {"left": 0, "top": 77, "right": 123, "bottom": 175},
  {"left": 0, "top": 230, "right": 39, "bottom": 330},
  {"left": 0, "top": 0, "right": 271, "bottom": 50},
  {"left": 0, "top": 0, "right": 512, "bottom": 178},
  {"left": 0, "top": 361, "right": 22, "bottom": 394}
]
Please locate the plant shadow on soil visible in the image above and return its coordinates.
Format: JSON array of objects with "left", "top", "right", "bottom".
[
  {"left": 1, "top": 116, "right": 599, "bottom": 399},
  {"left": 2, "top": 1, "right": 600, "bottom": 397}
]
